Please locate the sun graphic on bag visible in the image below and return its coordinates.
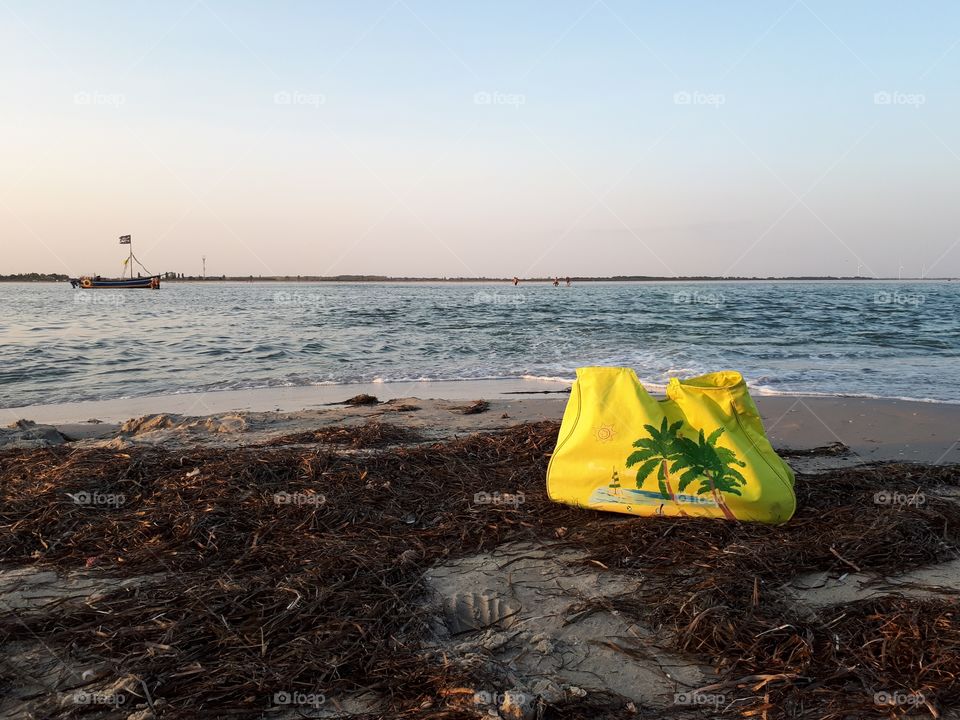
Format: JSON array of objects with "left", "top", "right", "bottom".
[{"left": 595, "top": 424, "right": 616, "bottom": 442}]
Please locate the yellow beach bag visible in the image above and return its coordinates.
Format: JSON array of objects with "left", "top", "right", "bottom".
[{"left": 546, "top": 367, "right": 796, "bottom": 524}]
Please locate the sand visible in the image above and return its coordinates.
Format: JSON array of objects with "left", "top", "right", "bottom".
[
  {"left": 422, "top": 542, "right": 709, "bottom": 709},
  {"left": 0, "top": 378, "right": 571, "bottom": 424},
  {"left": 3, "top": 380, "right": 959, "bottom": 466}
]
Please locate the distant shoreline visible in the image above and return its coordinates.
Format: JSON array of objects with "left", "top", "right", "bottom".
[{"left": 2, "top": 274, "right": 956, "bottom": 283}]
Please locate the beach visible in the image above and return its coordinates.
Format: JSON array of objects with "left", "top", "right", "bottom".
[
  {"left": 7, "top": 1, "right": 960, "bottom": 715},
  {"left": 4, "top": 377, "right": 959, "bottom": 466},
  {"left": 2, "top": 382, "right": 959, "bottom": 719}
]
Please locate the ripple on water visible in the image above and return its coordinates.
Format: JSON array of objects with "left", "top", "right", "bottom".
[{"left": 2, "top": 281, "right": 960, "bottom": 405}]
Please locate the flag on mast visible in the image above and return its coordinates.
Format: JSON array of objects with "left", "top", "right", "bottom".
[{"left": 119, "top": 235, "right": 131, "bottom": 244}]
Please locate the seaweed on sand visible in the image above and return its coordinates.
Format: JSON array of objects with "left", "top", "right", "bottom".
[
  {"left": 0, "top": 422, "right": 958, "bottom": 719},
  {"left": 262, "top": 420, "right": 426, "bottom": 449}
]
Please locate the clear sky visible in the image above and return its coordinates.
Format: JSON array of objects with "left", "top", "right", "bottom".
[{"left": 2, "top": 0, "right": 959, "bottom": 278}]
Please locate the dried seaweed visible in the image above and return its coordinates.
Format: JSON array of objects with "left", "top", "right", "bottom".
[
  {"left": 459, "top": 401, "right": 489, "bottom": 415},
  {"left": 342, "top": 394, "right": 380, "bottom": 406},
  {"left": 776, "top": 441, "right": 850, "bottom": 457},
  {"left": 262, "top": 421, "right": 425, "bottom": 449},
  {"left": 0, "top": 421, "right": 958, "bottom": 719}
]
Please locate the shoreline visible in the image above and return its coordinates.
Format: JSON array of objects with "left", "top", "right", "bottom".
[{"left": 3, "top": 379, "right": 959, "bottom": 467}]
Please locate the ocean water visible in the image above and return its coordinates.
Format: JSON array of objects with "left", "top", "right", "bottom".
[{"left": 1, "top": 280, "right": 959, "bottom": 408}]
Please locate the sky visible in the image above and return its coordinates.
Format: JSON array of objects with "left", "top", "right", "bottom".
[{"left": 1, "top": 0, "right": 959, "bottom": 278}]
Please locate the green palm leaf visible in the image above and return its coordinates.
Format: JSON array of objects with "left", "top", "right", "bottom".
[
  {"left": 626, "top": 449, "right": 657, "bottom": 466},
  {"left": 706, "top": 427, "right": 725, "bottom": 446},
  {"left": 725, "top": 467, "right": 747, "bottom": 484},
  {"left": 642, "top": 421, "right": 663, "bottom": 437},
  {"left": 696, "top": 478, "right": 714, "bottom": 496},
  {"left": 677, "top": 467, "right": 700, "bottom": 492},
  {"left": 715, "top": 479, "right": 744, "bottom": 496},
  {"left": 631, "top": 458, "right": 661, "bottom": 488},
  {"left": 670, "top": 456, "right": 693, "bottom": 474},
  {"left": 715, "top": 446, "right": 745, "bottom": 466}
]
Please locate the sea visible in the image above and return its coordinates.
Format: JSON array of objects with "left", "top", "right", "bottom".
[{"left": 2, "top": 280, "right": 959, "bottom": 408}]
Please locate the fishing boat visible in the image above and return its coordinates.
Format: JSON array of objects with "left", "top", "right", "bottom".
[{"left": 71, "top": 235, "right": 161, "bottom": 289}]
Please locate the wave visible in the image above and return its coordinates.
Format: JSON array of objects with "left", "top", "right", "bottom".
[
  {"left": 518, "top": 374, "right": 576, "bottom": 384},
  {"left": 6, "top": 281, "right": 960, "bottom": 407},
  {"left": 7, "top": 372, "right": 960, "bottom": 409},
  {"left": 747, "top": 384, "right": 960, "bottom": 404}
]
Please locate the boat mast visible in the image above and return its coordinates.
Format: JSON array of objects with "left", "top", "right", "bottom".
[{"left": 120, "top": 234, "right": 133, "bottom": 278}]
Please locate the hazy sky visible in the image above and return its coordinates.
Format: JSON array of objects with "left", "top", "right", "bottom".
[{"left": 2, "top": 1, "right": 959, "bottom": 278}]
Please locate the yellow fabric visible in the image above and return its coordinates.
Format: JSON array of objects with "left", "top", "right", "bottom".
[{"left": 546, "top": 367, "right": 796, "bottom": 524}]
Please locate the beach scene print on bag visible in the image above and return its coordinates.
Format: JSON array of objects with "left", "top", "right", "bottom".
[{"left": 588, "top": 418, "right": 747, "bottom": 520}]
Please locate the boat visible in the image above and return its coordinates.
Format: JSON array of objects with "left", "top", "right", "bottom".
[
  {"left": 71, "top": 275, "right": 160, "bottom": 289},
  {"left": 71, "top": 235, "right": 161, "bottom": 289}
]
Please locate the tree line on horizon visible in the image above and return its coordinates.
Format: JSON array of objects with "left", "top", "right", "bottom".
[
  {"left": 0, "top": 272, "right": 949, "bottom": 282},
  {"left": 0, "top": 273, "right": 70, "bottom": 282}
]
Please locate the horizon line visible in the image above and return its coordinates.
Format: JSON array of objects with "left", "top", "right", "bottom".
[{"left": 2, "top": 273, "right": 956, "bottom": 282}]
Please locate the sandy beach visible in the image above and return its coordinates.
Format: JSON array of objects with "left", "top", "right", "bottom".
[
  {"left": 2, "top": 383, "right": 959, "bottom": 719},
  {"left": 4, "top": 378, "right": 959, "bottom": 466}
]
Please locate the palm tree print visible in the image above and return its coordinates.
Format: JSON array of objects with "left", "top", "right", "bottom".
[
  {"left": 626, "top": 421, "right": 747, "bottom": 521},
  {"left": 625, "top": 417, "right": 688, "bottom": 515},
  {"left": 670, "top": 427, "right": 746, "bottom": 521}
]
